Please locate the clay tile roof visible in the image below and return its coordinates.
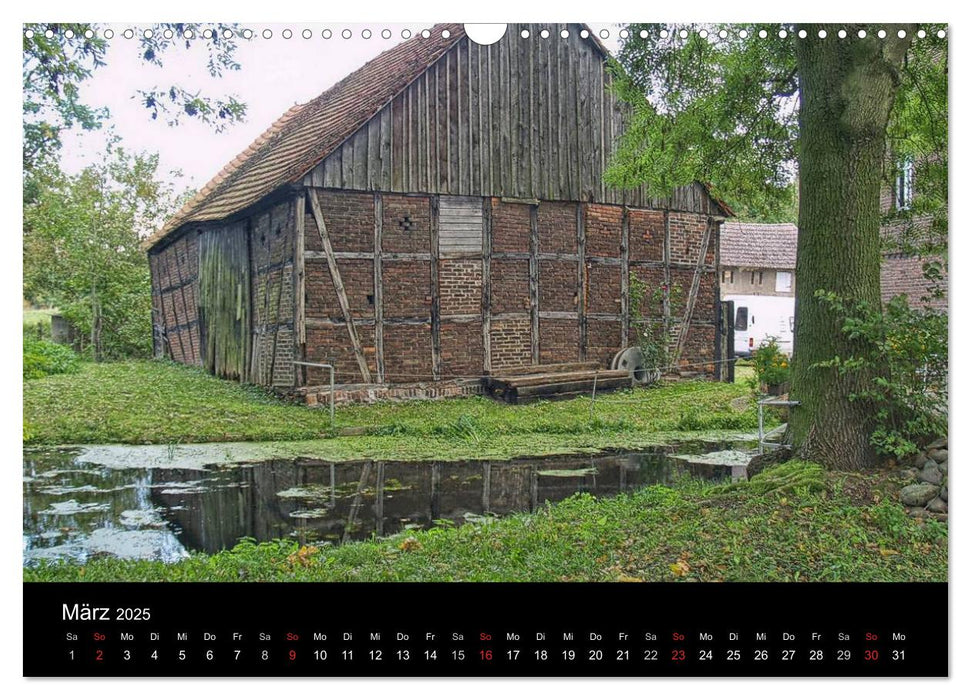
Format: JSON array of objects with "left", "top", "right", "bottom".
[
  {"left": 719, "top": 221, "right": 798, "bottom": 269},
  {"left": 146, "top": 23, "right": 466, "bottom": 250}
]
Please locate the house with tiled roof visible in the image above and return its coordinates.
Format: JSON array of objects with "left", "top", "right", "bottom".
[
  {"left": 148, "top": 23, "right": 733, "bottom": 401},
  {"left": 719, "top": 222, "right": 797, "bottom": 298}
]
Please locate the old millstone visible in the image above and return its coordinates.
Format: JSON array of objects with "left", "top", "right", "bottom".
[
  {"left": 928, "top": 448, "right": 948, "bottom": 463},
  {"left": 899, "top": 483, "right": 940, "bottom": 507},
  {"left": 919, "top": 464, "right": 943, "bottom": 486},
  {"left": 926, "top": 497, "right": 948, "bottom": 514}
]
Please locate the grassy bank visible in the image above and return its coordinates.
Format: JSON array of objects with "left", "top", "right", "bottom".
[
  {"left": 24, "top": 360, "right": 762, "bottom": 450},
  {"left": 25, "top": 461, "right": 947, "bottom": 583}
]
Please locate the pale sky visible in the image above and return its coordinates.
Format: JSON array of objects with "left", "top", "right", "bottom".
[{"left": 59, "top": 23, "right": 622, "bottom": 195}]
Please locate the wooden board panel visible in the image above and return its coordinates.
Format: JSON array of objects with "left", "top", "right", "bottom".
[
  {"left": 439, "top": 196, "right": 483, "bottom": 254},
  {"left": 296, "top": 29, "right": 724, "bottom": 215}
]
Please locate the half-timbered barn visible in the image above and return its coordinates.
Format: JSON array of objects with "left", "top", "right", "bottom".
[{"left": 147, "top": 23, "right": 733, "bottom": 404}]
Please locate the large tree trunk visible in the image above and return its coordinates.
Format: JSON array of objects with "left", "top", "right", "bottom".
[{"left": 790, "top": 25, "right": 913, "bottom": 470}]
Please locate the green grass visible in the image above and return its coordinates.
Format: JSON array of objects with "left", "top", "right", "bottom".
[
  {"left": 24, "top": 360, "right": 762, "bottom": 455},
  {"left": 734, "top": 359, "right": 755, "bottom": 385},
  {"left": 25, "top": 461, "right": 946, "bottom": 583}
]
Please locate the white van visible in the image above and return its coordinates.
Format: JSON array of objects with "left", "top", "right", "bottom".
[{"left": 724, "top": 294, "right": 794, "bottom": 357}]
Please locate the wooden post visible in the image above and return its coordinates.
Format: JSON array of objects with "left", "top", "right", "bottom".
[
  {"left": 482, "top": 197, "right": 493, "bottom": 374},
  {"left": 430, "top": 196, "right": 442, "bottom": 380},
  {"left": 306, "top": 189, "right": 373, "bottom": 384},
  {"left": 373, "top": 193, "right": 385, "bottom": 383},
  {"left": 663, "top": 210, "right": 672, "bottom": 349},
  {"left": 529, "top": 204, "right": 540, "bottom": 365},
  {"left": 621, "top": 207, "right": 630, "bottom": 348},
  {"left": 577, "top": 203, "right": 587, "bottom": 362},
  {"left": 293, "top": 193, "right": 307, "bottom": 350}
]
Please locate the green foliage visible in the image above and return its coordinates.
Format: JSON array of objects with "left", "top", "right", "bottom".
[
  {"left": 628, "top": 272, "right": 682, "bottom": 370},
  {"left": 813, "top": 291, "right": 947, "bottom": 458},
  {"left": 25, "top": 465, "right": 945, "bottom": 583},
  {"left": 22, "top": 309, "right": 54, "bottom": 340},
  {"left": 883, "top": 28, "right": 948, "bottom": 270},
  {"left": 23, "top": 360, "right": 762, "bottom": 452},
  {"left": 23, "top": 143, "right": 185, "bottom": 360},
  {"left": 23, "top": 336, "right": 80, "bottom": 380},
  {"left": 22, "top": 23, "right": 247, "bottom": 175},
  {"left": 607, "top": 24, "right": 799, "bottom": 221},
  {"left": 750, "top": 337, "right": 790, "bottom": 390}
]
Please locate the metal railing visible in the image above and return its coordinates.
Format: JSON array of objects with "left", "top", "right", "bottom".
[{"left": 293, "top": 361, "right": 335, "bottom": 427}]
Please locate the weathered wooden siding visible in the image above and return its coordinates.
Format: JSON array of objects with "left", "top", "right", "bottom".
[
  {"left": 249, "top": 199, "right": 297, "bottom": 386},
  {"left": 150, "top": 201, "right": 298, "bottom": 386},
  {"left": 303, "top": 24, "right": 719, "bottom": 214},
  {"left": 150, "top": 230, "right": 202, "bottom": 366},
  {"left": 198, "top": 222, "right": 251, "bottom": 380}
]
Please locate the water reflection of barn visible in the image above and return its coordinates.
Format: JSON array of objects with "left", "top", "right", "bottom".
[
  {"left": 146, "top": 23, "right": 732, "bottom": 400},
  {"left": 154, "top": 453, "right": 692, "bottom": 553}
]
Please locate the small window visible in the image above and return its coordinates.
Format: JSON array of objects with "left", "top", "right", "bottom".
[
  {"left": 895, "top": 157, "right": 914, "bottom": 210},
  {"left": 750, "top": 270, "right": 764, "bottom": 286},
  {"left": 735, "top": 306, "right": 748, "bottom": 331},
  {"left": 721, "top": 269, "right": 735, "bottom": 284},
  {"left": 775, "top": 271, "right": 792, "bottom": 292}
]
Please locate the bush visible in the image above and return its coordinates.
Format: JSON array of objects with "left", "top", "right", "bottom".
[
  {"left": 814, "top": 291, "right": 947, "bottom": 458},
  {"left": 23, "top": 337, "right": 81, "bottom": 380}
]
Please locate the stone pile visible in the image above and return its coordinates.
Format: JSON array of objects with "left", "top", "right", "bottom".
[{"left": 898, "top": 437, "right": 948, "bottom": 519}]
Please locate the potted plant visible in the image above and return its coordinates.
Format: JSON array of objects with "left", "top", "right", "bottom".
[{"left": 751, "top": 337, "right": 790, "bottom": 396}]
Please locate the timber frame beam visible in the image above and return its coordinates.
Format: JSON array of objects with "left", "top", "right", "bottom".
[{"left": 306, "top": 189, "right": 374, "bottom": 383}]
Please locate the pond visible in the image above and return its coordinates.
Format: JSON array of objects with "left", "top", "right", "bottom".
[{"left": 23, "top": 444, "right": 749, "bottom": 566}]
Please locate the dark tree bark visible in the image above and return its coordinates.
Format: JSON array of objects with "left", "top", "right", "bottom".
[{"left": 790, "top": 25, "right": 914, "bottom": 470}]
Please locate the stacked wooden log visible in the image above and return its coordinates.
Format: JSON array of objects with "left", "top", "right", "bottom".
[{"left": 482, "top": 362, "right": 632, "bottom": 404}]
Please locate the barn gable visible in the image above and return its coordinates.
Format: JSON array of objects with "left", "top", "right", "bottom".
[{"left": 148, "top": 23, "right": 729, "bottom": 251}]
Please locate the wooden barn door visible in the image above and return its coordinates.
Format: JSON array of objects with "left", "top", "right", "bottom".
[{"left": 198, "top": 223, "right": 252, "bottom": 381}]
